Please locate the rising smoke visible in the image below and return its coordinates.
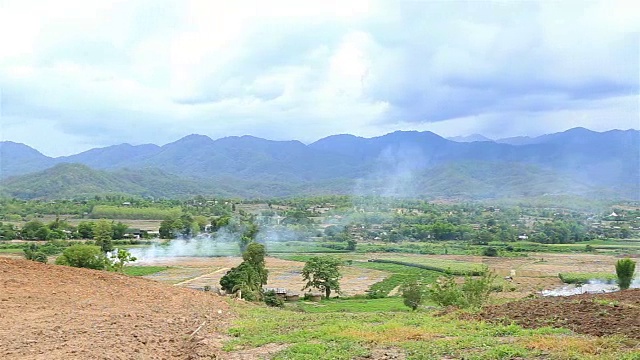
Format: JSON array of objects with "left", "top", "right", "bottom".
[{"left": 129, "top": 224, "right": 314, "bottom": 264}]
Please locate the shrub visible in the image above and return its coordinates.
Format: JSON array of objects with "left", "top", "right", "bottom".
[
  {"left": 482, "top": 247, "right": 499, "bottom": 257},
  {"left": 109, "top": 249, "right": 137, "bottom": 272},
  {"left": 264, "top": 290, "right": 285, "bottom": 307},
  {"left": 461, "top": 272, "right": 497, "bottom": 307},
  {"left": 427, "top": 272, "right": 496, "bottom": 308},
  {"left": 616, "top": 258, "right": 637, "bottom": 290},
  {"left": 401, "top": 281, "right": 424, "bottom": 311},
  {"left": 426, "top": 276, "right": 464, "bottom": 307},
  {"left": 55, "top": 244, "right": 108, "bottom": 270},
  {"left": 23, "top": 244, "right": 48, "bottom": 263},
  {"left": 366, "top": 289, "right": 387, "bottom": 299}
]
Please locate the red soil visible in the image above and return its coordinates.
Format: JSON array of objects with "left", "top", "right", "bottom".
[
  {"left": 0, "top": 258, "right": 231, "bottom": 359},
  {"left": 478, "top": 289, "right": 640, "bottom": 339}
]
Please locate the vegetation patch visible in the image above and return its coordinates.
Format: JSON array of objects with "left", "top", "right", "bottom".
[
  {"left": 369, "top": 259, "right": 486, "bottom": 276},
  {"left": 559, "top": 272, "right": 617, "bottom": 284},
  {"left": 123, "top": 266, "right": 169, "bottom": 276},
  {"left": 224, "top": 299, "right": 638, "bottom": 360},
  {"left": 354, "top": 262, "right": 442, "bottom": 297}
]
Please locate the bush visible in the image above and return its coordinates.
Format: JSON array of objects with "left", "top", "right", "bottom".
[
  {"left": 426, "top": 276, "right": 464, "bottom": 307},
  {"left": 23, "top": 244, "right": 48, "bottom": 263},
  {"left": 616, "top": 258, "right": 636, "bottom": 290},
  {"left": 264, "top": 290, "right": 285, "bottom": 307},
  {"left": 401, "top": 281, "right": 424, "bottom": 311},
  {"left": 55, "top": 244, "right": 108, "bottom": 270},
  {"left": 482, "top": 247, "right": 499, "bottom": 257},
  {"left": 427, "top": 272, "right": 496, "bottom": 308},
  {"left": 366, "top": 289, "right": 387, "bottom": 299}
]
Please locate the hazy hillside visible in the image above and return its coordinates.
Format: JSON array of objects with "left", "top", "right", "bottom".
[
  {"left": 57, "top": 143, "right": 161, "bottom": 169},
  {"left": 1, "top": 128, "right": 638, "bottom": 200},
  {"left": 0, "top": 163, "right": 225, "bottom": 199},
  {"left": 0, "top": 141, "right": 54, "bottom": 178}
]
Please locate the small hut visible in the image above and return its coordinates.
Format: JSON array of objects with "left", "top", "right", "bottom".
[{"left": 285, "top": 293, "right": 300, "bottom": 302}]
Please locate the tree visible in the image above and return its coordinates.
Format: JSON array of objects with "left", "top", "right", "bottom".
[
  {"left": 0, "top": 222, "right": 17, "bottom": 240},
  {"left": 21, "top": 220, "right": 46, "bottom": 240},
  {"left": 94, "top": 220, "right": 113, "bottom": 253},
  {"left": 346, "top": 238, "right": 357, "bottom": 251},
  {"left": 211, "top": 216, "right": 231, "bottom": 231},
  {"left": 239, "top": 222, "right": 259, "bottom": 252},
  {"left": 34, "top": 226, "right": 51, "bottom": 240},
  {"left": 159, "top": 218, "right": 177, "bottom": 239},
  {"left": 616, "top": 258, "right": 636, "bottom": 290},
  {"left": 111, "top": 222, "right": 128, "bottom": 240},
  {"left": 220, "top": 242, "right": 268, "bottom": 300},
  {"left": 401, "top": 281, "right": 424, "bottom": 311},
  {"left": 77, "top": 221, "right": 95, "bottom": 239},
  {"left": 55, "top": 244, "right": 108, "bottom": 270},
  {"left": 110, "top": 249, "right": 137, "bottom": 272},
  {"left": 301, "top": 256, "right": 342, "bottom": 298}
]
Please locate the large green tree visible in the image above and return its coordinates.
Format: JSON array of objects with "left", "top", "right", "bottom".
[
  {"left": 77, "top": 221, "right": 95, "bottom": 239},
  {"left": 301, "top": 256, "right": 342, "bottom": 298},
  {"left": 94, "top": 219, "right": 113, "bottom": 253},
  {"left": 220, "top": 242, "right": 268, "bottom": 300}
]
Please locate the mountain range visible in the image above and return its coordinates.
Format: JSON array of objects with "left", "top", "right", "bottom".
[{"left": 1, "top": 127, "right": 638, "bottom": 200}]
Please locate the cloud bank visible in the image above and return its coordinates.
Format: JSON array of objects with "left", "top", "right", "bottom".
[{"left": 1, "top": 0, "right": 638, "bottom": 156}]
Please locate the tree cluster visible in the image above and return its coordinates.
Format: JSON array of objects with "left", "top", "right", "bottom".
[{"left": 219, "top": 242, "right": 268, "bottom": 300}]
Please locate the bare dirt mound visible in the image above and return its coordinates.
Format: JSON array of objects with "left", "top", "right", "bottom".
[
  {"left": 0, "top": 258, "right": 231, "bottom": 360},
  {"left": 478, "top": 289, "right": 640, "bottom": 339}
]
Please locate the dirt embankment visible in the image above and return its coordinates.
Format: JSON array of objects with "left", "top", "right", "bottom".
[
  {"left": 478, "top": 289, "right": 640, "bottom": 339},
  {"left": 0, "top": 258, "right": 232, "bottom": 360}
]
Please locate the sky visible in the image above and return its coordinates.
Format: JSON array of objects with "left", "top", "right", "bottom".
[{"left": 1, "top": 0, "right": 638, "bottom": 157}]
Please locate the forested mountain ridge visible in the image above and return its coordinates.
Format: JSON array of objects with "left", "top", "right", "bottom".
[{"left": 1, "top": 128, "right": 638, "bottom": 199}]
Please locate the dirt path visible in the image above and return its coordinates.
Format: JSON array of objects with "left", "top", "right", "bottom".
[{"left": 174, "top": 267, "right": 230, "bottom": 287}]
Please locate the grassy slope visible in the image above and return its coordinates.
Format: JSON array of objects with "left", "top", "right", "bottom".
[
  {"left": 225, "top": 300, "right": 638, "bottom": 359},
  {"left": 221, "top": 259, "right": 638, "bottom": 359}
]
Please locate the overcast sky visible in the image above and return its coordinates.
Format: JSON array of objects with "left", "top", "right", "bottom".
[{"left": 1, "top": 0, "right": 638, "bottom": 156}]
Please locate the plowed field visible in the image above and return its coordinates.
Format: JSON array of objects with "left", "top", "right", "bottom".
[
  {"left": 0, "top": 258, "right": 231, "bottom": 360},
  {"left": 479, "top": 289, "right": 640, "bottom": 339}
]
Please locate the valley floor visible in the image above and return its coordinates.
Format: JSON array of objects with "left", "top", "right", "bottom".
[{"left": 2, "top": 256, "right": 639, "bottom": 359}]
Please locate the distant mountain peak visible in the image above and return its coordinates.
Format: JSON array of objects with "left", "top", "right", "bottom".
[
  {"left": 166, "top": 134, "right": 214, "bottom": 147},
  {"left": 447, "top": 134, "right": 493, "bottom": 143}
]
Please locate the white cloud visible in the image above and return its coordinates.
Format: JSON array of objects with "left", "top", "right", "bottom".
[{"left": 0, "top": 0, "right": 638, "bottom": 156}]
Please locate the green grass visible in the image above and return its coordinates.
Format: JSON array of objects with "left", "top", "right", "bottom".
[
  {"left": 355, "top": 262, "right": 443, "bottom": 296},
  {"left": 292, "top": 297, "right": 410, "bottom": 313},
  {"left": 223, "top": 299, "right": 638, "bottom": 360},
  {"left": 122, "top": 266, "right": 169, "bottom": 276},
  {"left": 368, "top": 257, "right": 486, "bottom": 275},
  {"left": 559, "top": 272, "right": 617, "bottom": 284},
  {"left": 0, "top": 248, "right": 24, "bottom": 253}
]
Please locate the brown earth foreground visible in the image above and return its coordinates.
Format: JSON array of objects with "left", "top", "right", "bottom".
[
  {"left": 0, "top": 258, "right": 232, "bottom": 360},
  {"left": 478, "top": 289, "right": 640, "bottom": 339}
]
